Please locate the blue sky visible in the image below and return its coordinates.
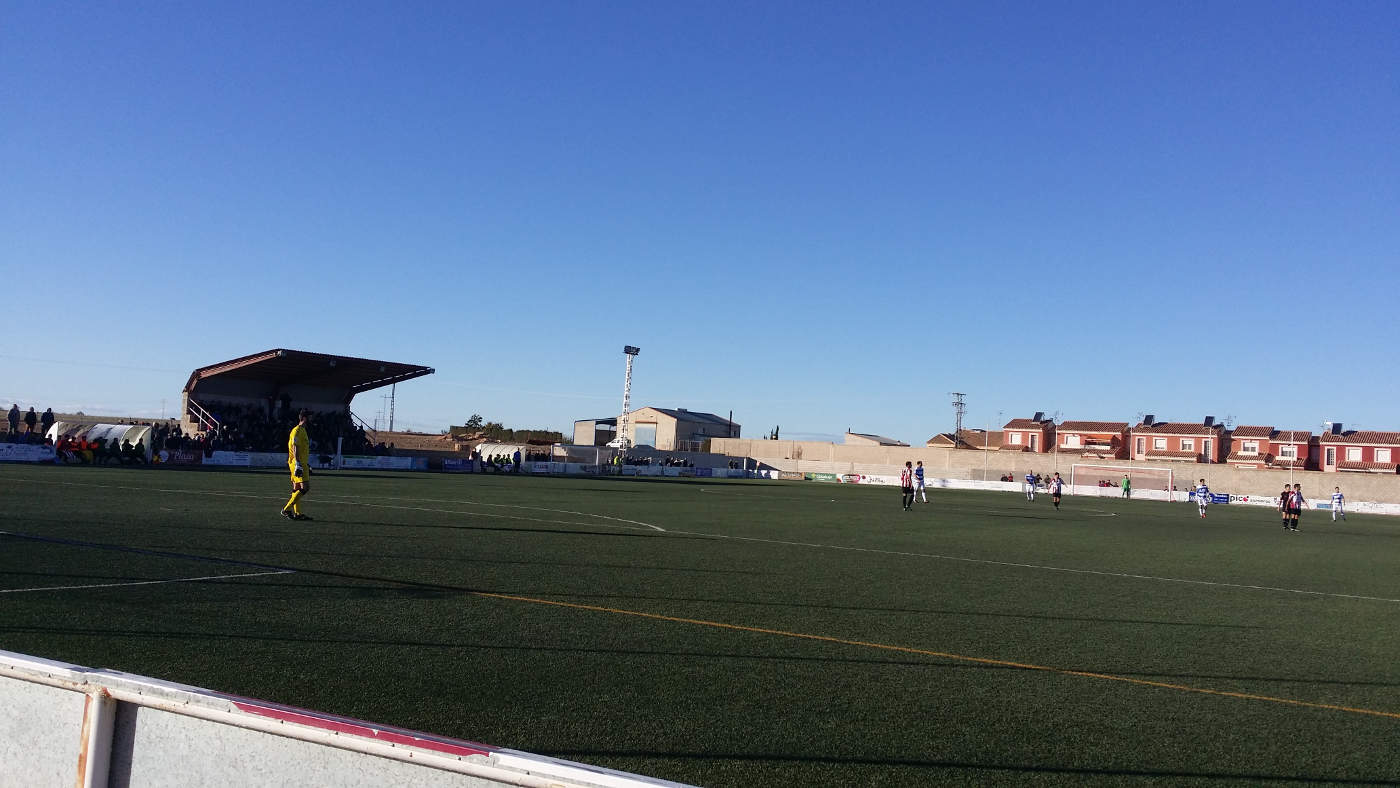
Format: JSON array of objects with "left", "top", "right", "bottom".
[{"left": 3, "top": 1, "right": 1397, "bottom": 442}]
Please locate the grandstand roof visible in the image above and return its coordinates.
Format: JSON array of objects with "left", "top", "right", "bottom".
[{"left": 184, "top": 349, "right": 434, "bottom": 400}]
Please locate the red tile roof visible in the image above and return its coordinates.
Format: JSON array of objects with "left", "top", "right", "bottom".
[
  {"left": 1337, "top": 460, "right": 1400, "bottom": 472},
  {"left": 1231, "top": 425, "right": 1273, "bottom": 438},
  {"left": 1224, "top": 452, "right": 1307, "bottom": 469},
  {"left": 926, "top": 430, "right": 1003, "bottom": 449},
  {"left": 1134, "top": 422, "right": 1225, "bottom": 435},
  {"left": 1059, "top": 421, "right": 1128, "bottom": 432},
  {"left": 998, "top": 443, "right": 1030, "bottom": 452},
  {"left": 1273, "top": 431, "right": 1314, "bottom": 443},
  {"left": 1145, "top": 449, "right": 1203, "bottom": 460},
  {"left": 1003, "top": 419, "right": 1053, "bottom": 430},
  {"left": 1320, "top": 431, "right": 1400, "bottom": 445}
]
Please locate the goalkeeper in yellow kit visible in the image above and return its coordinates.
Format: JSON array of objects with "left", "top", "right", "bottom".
[{"left": 281, "top": 409, "right": 313, "bottom": 520}]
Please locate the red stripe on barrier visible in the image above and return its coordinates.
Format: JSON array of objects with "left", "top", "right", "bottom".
[{"left": 231, "top": 700, "right": 493, "bottom": 758}]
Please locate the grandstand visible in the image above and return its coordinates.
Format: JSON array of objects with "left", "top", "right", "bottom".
[{"left": 181, "top": 348, "right": 434, "bottom": 454}]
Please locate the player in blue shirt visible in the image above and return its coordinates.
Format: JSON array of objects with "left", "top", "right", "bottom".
[
  {"left": 1195, "top": 478, "right": 1210, "bottom": 518},
  {"left": 914, "top": 461, "right": 927, "bottom": 504},
  {"left": 1025, "top": 471, "right": 1037, "bottom": 501},
  {"left": 1331, "top": 487, "right": 1346, "bottom": 521}
]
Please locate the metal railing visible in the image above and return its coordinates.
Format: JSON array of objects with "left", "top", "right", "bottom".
[{"left": 186, "top": 399, "right": 220, "bottom": 433}]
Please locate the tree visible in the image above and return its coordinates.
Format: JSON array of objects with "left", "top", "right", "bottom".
[{"left": 465, "top": 414, "right": 483, "bottom": 430}]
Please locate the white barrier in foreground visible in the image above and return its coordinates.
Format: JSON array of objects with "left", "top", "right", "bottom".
[{"left": 0, "top": 649, "right": 689, "bottom": 788}]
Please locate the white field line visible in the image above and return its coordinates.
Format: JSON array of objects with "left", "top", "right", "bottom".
[
  {"left": 15, "top": 476, "right": 1395, "bottom": 603},
  {"left": 663, "top": 530, "right": 1400, "bottom": 604},
  {"left": 0, "top": 570, "right": 295, "bottom": 594},
  {"left": 15, "top": 479, "right": 665, "bottom": 533}
]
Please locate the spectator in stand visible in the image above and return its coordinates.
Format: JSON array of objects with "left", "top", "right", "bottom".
[
  {"left": 513, "top": 449, "right": 521, "bottom": 472},
  {"left": 7, "top": 404, "right": 18, "bottom": 436},
  {"left": 40, "top": 407, "right": 55, "bottom": 435}
]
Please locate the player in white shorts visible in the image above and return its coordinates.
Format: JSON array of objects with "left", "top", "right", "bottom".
[
  {"left": 1331, "top": 487, "right": 1346, "bottom": 520},
  {"left": 1195, "top": 479, "right": 1210, "bottom": 518},
  {"left": 914, "top": 461, "right": 927, "bottom": 503},
  {"left": 1025, "top": 471, "right": 1037, "bottom": 501}
]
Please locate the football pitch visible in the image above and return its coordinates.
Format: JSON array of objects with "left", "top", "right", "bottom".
[{"left": 3, "top": 465, "right": 1400, "bottom": 786}]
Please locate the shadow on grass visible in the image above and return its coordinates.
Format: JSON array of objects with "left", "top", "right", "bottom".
[
  {"left": 544, "top": 750, "right": 1400, "bottom": 785},
  {"left": 8, "top": 618, "right": 1399, "bottom": 690}
]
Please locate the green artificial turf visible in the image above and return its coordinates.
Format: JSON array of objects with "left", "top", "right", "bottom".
[{"left": 3, "top": 464, "right": 1400, "bottom": 785}]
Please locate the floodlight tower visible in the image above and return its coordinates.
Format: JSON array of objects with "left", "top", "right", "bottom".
[{"left": 617, "top": 346, "right": 641, "bottom": 449}]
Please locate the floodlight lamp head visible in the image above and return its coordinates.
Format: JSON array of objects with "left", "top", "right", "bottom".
[{"left": 623, "top": 345, "right": 641, "bottom": 356}]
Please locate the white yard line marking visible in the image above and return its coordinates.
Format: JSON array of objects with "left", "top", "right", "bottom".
[
  {"left": 665, "top": 530, "right": 1400, "bottom": 604},
  {"left": 0, "top": 570, "right": 295, "bottom": 594}
]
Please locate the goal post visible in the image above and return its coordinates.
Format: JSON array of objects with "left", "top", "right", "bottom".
[{"left": 1070, "top": 464, "right": 1174, "bottom": 498}]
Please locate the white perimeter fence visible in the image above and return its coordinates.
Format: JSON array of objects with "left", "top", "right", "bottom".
[{"left": 0, "top": 649, "right": 689, "bottom": 788}]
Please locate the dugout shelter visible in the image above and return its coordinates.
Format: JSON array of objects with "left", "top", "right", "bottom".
[{"left": 182, "top": 349, "right": 434, "bottom": 432}]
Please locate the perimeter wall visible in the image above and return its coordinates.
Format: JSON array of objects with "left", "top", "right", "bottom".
[{"left": 709, "top": 438, "right": 1400, "bottom": 504}]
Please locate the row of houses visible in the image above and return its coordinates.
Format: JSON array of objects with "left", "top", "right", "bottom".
[{"left": 928, "top": 414, "right": 1400, "bottom": 474}]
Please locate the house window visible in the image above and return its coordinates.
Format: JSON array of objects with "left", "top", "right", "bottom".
[
  {"left": 1063, "top": 434, "right": 1081, "bottom": 448},
  {"left": 1346, "top": 447, "right": 1362, "bottom": 462},
  {"left": 1278, "top": 445, "right": 1297, "bottom": 459},
  {"left": 1153, "top": 438, "right": 1166, "bottom": 450},
  {"left": 1180, "top": 438, "right": 1194, "bottom": 452},
  {"left": 1030, "top": 434, "right": 1038, "bottom": 451},
  {"left": 1242, "top": 441, "right": 1258, "bottom": 454},
  {"left": 1009, "top": 432, "right": 1022, "bottom": 445},
  {"left": 1378, "top": 449, "right": 1392, "bottom": 463}
]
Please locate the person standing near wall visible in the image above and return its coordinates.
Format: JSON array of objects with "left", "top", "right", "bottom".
[
  {"left": 1121, "top": 474, "right": 1131, "bottom": 499},
  {"left": 900, "top": 461, "right": 915, "bottom": 511},
  {"left": 1331, "top": 487, "right": 1346, "bottom": 521},
  {"left": 1287, "top": 484, "right": 1308, "bottom": 532},
  {"left": 914, "top": 461, "right": 927, "bottom": 504}
]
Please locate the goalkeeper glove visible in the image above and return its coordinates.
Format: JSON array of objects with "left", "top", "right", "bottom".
[{"left": 294, "top": 462, "right": 305, "bottom": 476}]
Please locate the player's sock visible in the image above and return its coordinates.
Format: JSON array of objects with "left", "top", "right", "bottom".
[{"left": 286, "top": 490, "right": 303, "bottom": 515}]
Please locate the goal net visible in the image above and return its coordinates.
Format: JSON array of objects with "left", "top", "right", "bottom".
[{"left": 1070, "top": 464, "right": 1174, "bottom": 498}]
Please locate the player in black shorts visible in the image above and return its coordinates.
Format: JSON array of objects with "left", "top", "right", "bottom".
[
  {"left": 1279, "top": 485, "right": 1291, "bottom": 530},
  {"left": 1288, "top": 483, "right": 1308, "bottom": 531}
]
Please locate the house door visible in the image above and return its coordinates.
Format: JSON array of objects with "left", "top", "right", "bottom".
[
  {"left": 1325, "top": 447, "right": 1336, "bottom": 469},
  {"left": 1030, "top": 435, "right": 1037, "bottom": 451},
  {"left": 1203, "top": 439, "right": 1212, "bottom": 462}
]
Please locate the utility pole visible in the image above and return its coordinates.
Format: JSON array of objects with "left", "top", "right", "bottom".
[{"left": 950, "top": 393, "right": 966, "bottom": 448}]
